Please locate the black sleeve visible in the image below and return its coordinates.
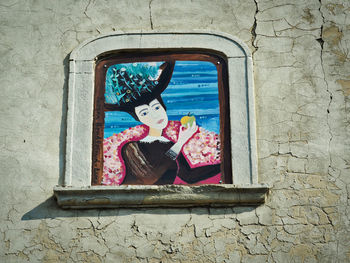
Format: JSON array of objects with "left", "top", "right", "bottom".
[
  {"left": 121, "top": 142, "right": 177, "bottom": 185},
  {"left": 176, "top": 153, "right": 221, "bottom": 184}
]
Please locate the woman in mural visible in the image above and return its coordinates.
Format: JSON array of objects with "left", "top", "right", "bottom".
[{"left": 103, "top": 61, "right": 221, "bottom": 185}]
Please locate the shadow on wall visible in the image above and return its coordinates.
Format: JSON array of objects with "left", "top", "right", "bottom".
[
  {"left": 58, "top": 54, "right": 70, "bottom": 186},
  {"left": 21, "top": 196, "right": 259, "bottom": 220}
]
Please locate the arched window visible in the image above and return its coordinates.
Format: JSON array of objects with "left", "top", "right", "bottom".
[{"left": 54, "top": 32, "right": 268, "bottom": 208}]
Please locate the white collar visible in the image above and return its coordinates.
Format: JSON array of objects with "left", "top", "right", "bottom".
[{"left": 140, "top": 135, "right": 170, "bottom": 143}]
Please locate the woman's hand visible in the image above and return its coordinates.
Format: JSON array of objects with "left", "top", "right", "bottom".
[
  {"left": 177, "top": 121, "right": 198, "bottom": 145},
  {"left": 165, "top": 121, "right": 198, "bottom": 160}
]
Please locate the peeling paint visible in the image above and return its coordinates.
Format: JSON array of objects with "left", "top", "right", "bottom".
[
  {"left": 336, "top": 78, "right": 350, "bottom": 96},
  {"left": 323, "top": 25, "right": 343, "bottom": 46}
]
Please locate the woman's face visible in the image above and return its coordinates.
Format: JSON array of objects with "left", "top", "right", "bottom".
[{"left": 135, "top": 99, "right": 168, "bottom": 130}]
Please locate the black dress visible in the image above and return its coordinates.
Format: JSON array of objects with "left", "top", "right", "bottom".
[{"left": 121, "top": 140, "right": 220, "bottom": 185}]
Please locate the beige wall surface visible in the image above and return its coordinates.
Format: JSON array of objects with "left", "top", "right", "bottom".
[{"left": 0, "top": 0, "right": 349, "bottom": 262}]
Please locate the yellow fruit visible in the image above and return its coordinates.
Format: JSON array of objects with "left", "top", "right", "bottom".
[
  {"left": 181, "top": 116, "right": 190, "bottom": 126},
  {"left": 181, "top": 115, "right": 195, "bottom": 128}
]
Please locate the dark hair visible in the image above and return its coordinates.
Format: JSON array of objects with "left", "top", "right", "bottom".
[
  {"left": 107, "top": 61, "right": 174, "bottom": 121},
  {"left": 126, "top": 95, "right": 167, "bottom": 122}
]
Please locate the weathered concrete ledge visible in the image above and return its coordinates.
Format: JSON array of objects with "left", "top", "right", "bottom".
[{"left": 53, "top": 184, "right": 269, "bottom": 208}]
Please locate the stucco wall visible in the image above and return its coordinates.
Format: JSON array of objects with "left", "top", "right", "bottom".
[{"left": 0, "top": 0, "right": 349, "bottom": 262}]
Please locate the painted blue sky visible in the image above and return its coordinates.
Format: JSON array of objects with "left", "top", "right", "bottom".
[{"left": 104, "top": 60, "right": 220, "bottom": 138}]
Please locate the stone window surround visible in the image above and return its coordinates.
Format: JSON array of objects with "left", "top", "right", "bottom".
[{"left": 54, "top": 31, "right": 268, "bottom": 208}]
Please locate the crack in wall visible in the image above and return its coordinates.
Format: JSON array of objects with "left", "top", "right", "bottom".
[
  {"left": 84, "top": 0, "right": 93, "bottom": 21},
  {"left": 58, "top": 16, "right": 80, "bottom": 47},
  {"left": 318, "top": 0, "right": 334, "bottom": 177},
  {"left": 149, "top": 0, "right": 154, "bottom": 30},
  {"left": 251, "top": 0, "right": 259, "bottom": 55}
]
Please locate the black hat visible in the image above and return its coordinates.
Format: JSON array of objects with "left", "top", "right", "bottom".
[{"left": 105, "top": 61, "right": 175, "bottom": 112}]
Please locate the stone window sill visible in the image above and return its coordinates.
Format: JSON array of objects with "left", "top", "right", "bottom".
[{"left": 54, "top": 184, "right": 269, "bottom": 208}]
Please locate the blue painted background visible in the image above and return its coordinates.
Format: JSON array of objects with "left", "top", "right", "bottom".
[{"left": 104, "top": 60, "right": 220, "bottom": 138}]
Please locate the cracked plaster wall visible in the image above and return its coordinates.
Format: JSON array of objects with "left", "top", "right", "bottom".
[{"left": 0, "top": 0, "right": 349, "bottom": 262}]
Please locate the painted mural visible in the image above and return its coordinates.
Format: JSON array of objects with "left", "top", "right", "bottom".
[{"left": 102, "top": 60, "right": 221, "bottom": 185}]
